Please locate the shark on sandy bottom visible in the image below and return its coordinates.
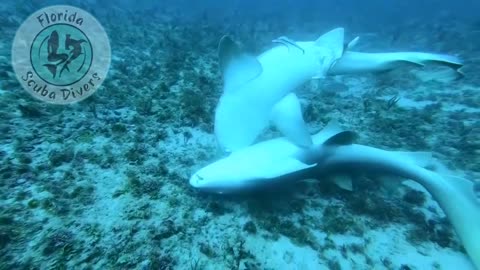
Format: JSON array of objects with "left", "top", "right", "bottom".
[
  {"left": 214, "top": 29, "right": 464, "bottom": 152},
  {"left": 190, "top": 121, "right": 480, "bottom": 269}
]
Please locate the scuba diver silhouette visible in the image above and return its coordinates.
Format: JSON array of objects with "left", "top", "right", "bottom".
[
  {"left": 42, "top": 30, "right": 87, "bottom": 79},
  {"left": 60, "top": 34, "right": 87, "bottom": 77}
]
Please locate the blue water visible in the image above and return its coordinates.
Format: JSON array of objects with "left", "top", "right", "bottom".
[{"left": 0, "top": 0, "right": 479, "bottom": 269}]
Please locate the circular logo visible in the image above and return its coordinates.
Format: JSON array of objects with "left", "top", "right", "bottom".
[{"left": 12, "top": 5, "right": 110, "bottom": 104}]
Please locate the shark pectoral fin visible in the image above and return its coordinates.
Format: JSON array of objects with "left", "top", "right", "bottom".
[
  {"left": 330, "top": 174, "right": 353, "bottom": 191},
  {"left": 218, "top": 35, "right": 263, "bottom": 91},
  {"left": 314, "top": 27, "right": 345, "bottom": 59},
  {"left": 271, "top": 93, "right": 313, "bottom": 148},
  {"left": 256, "top": 158, "right": 316, "bottom": 179}
]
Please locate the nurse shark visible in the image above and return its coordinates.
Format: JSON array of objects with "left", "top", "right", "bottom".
[
  {"left": 215, "top": 29, "right": 464, "bottom": 152},
  {"left": 190, "top": 121, "right": 480, "bottom": 269}
]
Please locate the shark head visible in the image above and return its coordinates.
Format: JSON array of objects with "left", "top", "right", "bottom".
[
  {"left": 189, "top": 137, "right": 317, "bottom": 193},
  {"left": 189, "top": 158, "right": 248, "bottom": 194},
  {"left": 191, "top": 121, "right": 357, "bottom": 193}
]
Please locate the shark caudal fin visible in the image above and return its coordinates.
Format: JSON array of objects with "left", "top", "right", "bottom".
[
  {"left": 314, "top": 27, "right": 345, "bottom": 60},
  {"left": 417, "top": 167, "right": 480, "bottom": 269},
  {"left": 328, "top": 51, "right": 464, "bottom": 78},
  {"left": 416, "top": 53, "right": 465, "bottom": 79},
  {"left": 386, "top": 52, "right": 464, "bottom": 78}
]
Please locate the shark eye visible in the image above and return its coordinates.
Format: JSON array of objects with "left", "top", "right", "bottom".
[{"left": 197, "top": 174, "right": 204, "bottom": 181}]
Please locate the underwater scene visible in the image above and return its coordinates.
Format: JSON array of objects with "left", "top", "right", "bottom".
[{"left": 1, "top": 0, "right": 480, "bottom": 269}]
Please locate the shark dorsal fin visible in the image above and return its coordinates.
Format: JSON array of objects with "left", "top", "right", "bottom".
[
  {"left": 323, "top": 131, "right": 357, "bottom": 146},
  {"left": 218, "top": 35, "right": 263, "bottom": 92},
  {"left": 345, "top": 36, "right": 360, "bottom": 51},
  {"left": 314, "top": 28, "right": 345, "bottom": 59},
  {"left": 296, "top": 121, "right": 357, "bottom": 165},
  {"left": 312, "top": 120, "right": 357, "bottom": 145}
]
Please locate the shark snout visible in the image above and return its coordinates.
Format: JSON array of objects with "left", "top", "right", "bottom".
[{"left": 189, "top": 173, "right": 203, "bottom": 188}]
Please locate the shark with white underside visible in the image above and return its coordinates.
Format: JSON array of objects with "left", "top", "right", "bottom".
[
  {"left": 215, "top": 29, "right": 464, "bottom": 152},
  {"left": 191, "top": 121, "right": 480, "bottom": 269}
]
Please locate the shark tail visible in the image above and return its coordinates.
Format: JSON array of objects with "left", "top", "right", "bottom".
[
  {"left": 421, "top": 57, "right": 465, "bottom": 79},
  {"left": 328, "top": 51, "right": 464, "bottom": 79},
  {"left": 403, "top": 53, "right": 465, "bottom": 79},
  {"left": 43, "top": 64, "right": 57, "bottom": 78},
  {"left": 419, "top": 167, "right": 480, "bottom": 269}
]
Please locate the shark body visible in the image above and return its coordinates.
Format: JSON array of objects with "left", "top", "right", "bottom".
[
  {"left": 329, "top": 51, "right": 464, "bottom": 78},
  {"left": 215, "top": 28, "right": 346, "bottom": 152},
  {"left": 190, "top": 122, "right": 480, "bottom": 268},
  {"left": 213, "top": 30, "right": 464, "bottom": 152}
]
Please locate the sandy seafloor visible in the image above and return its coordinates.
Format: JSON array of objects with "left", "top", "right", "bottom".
[{"left": 1, "top": 4, "right": 480, "bottom": 270}]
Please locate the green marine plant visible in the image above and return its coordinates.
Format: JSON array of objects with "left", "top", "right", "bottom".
[
  {"left": 27, "top": 199, "right": 39, "bottom": 209},
  {"left": 199, "top": 242, "right": 216, "bottom": 258},
  {"left": 18, "top": 104, "right": 45, "bottom": 118},
  {"left": 326, "top": 258, "right": 341, "bottom": 270},
  {"left": 321, "top": 205, "right": 362, "bottom": 235},
  {"left": 205, "top": 201, "right": 227, "bottom": 216},
  {"left": 385, "top": 94, "right": 401, "bottom": 111},
  {"left": 180, "top": 89, "right": 210, "bottom": 127},
  {"left": 48, "top": 147, "right": 75, "bottom": 167},
  {"left": 223, "top": 236, "right": 253, "bottom": 270},
  {"left": 16, "top": 153, "right": 32, "bottom": 165},
  {"left": 125, "top": 144, "right": 148, "bottom": 165},
  {"left": 42, "top": 229, "right": 77, "bottom": 257},
  {"left": 242, "top": 221, "right": 257, "bottom": 234},
  {"left": 135, "top": 96, "right": 154, "bottom": 116},
  {"left": 126, "top": 202, "right": 152, "bottom": 220},
  {"left": 111, "top": 123, "right": 128, "bottom": 134},
  {"left": 402, "top": 188, "right": 426, "bottom": 206}
]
